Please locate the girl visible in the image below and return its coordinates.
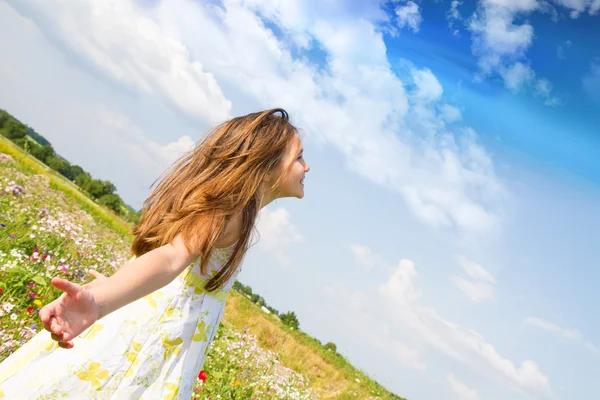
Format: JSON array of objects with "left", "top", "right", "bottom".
[{"left": 0, "top": 108, "right": 310, "bottom": 399}]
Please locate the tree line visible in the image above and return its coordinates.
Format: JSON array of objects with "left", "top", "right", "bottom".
[{"left": 0, "top": 109, "right": 140, "bottom": 224}]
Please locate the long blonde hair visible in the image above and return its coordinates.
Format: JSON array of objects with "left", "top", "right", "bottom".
[{"left": 132, "top": 109, "right": 298, "bottom": 291}]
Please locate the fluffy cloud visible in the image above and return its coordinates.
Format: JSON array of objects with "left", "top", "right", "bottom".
[
  {"left": 325, "top": 251, "right": 551, "bottom": 396},
  {"left": 395, "top": 1, "right": 423, "bottom": 33},
  {"left": 467, "top": 0, "right": 560, "bottom": 105},
  {"left": 379, "top": 259, "right": 550, "bottom": 395},
  {"left": 447, "top": 374, "right": 480, "bottom": 400},
  {"left": 350, "top": 244, "right": 381, "bottom": 270},
  {"left": 4, "top": 0, "right": 506, "bottom": 235},
  {"left": 447, "top": 0, "right": 464, "bottom": 37},
  {"left": 255, "top": 207, "right": 304, "bottom": 266},
  {"left": 11, "top": 1, "right": 231, "bottom": 124},
  {"left": 551, "top": 0, "right": 600, "bottom": 18}
]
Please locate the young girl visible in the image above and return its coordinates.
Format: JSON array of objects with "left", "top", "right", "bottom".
[{"left": 0, "top": 108, "right": 310, "bottom": 399}]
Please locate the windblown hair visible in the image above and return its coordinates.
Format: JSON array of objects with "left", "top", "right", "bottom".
[{"left": 131, "top": 109, "right": 298, "bottom": 291}]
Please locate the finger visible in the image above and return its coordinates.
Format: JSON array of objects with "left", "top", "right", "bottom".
[
  {"left": 43, "top": 318, "right": 54, "bottom": 333},
  {"left": 58, "top": 341, "right": 74, "bottom": 349},
  {"left": 51, "top": 277, "right": 83, "bottom": 296},
  {"left": 51, "top": 332, "right": 64, "bottom": 342},
  {"left": 39, "top": 305, "right": 54, "bottom": 323},
  {"left": 49, "top": 318, "right": 63, "bottom": 335},
  {"left": 88, "top": 269, "right": 107, "bottom": 280}
]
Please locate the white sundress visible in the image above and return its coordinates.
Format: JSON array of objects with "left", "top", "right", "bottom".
[{"left": 0, "top": 246, "right": 241, "bottom": 399}]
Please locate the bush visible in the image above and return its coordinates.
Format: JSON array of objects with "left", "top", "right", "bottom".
[{"left": 280, "top": 311, "right": 300, "bottom": 330}]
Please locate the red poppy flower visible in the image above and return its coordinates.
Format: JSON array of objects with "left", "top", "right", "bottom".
[
  {"left": 0, "top": 288, "right": 3, "bottom": 294},
  {"left": 27, "top": 307, "right": 34, "bottom": 313},
  {"left": 198, "top": 370, "right": 207, "bottom": 382}
]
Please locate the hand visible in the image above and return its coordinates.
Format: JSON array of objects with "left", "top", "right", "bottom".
[{"left": 39, "top": 277, "right": 100, "bottom": 349}]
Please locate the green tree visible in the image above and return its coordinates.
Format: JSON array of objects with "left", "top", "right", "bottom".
[
  {"left": 30, "top": 144, "right": 55, "bottom": 163},
  {"left": 85, "top": 179, "right": 116, "bottom": 199},
  {"left": 3, "top": 119, "right": 26, "bottom": 140},
  {"left": 45, "top": 155, "right": 71, "bottom": 175},
  {"left": 75, "top": 172, "right": 92, "bottom": 188},
  {"left": 280, "top": 311, "right": 300, "bottom": 330},
  {"left": 99, "top": 194, "right": 123, "bottom": 214},
  {"left": 324, "top": 342, "right": 337, "bottom": 352},
  {"left": 65, "top": 164, "right": 86, "bottom": 182}
]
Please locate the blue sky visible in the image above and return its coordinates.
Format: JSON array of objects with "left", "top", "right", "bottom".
[{"left": 1, "top": 1, "right": 599, "bottom": 399}]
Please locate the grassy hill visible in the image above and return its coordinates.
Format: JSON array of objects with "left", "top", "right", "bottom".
[{"left": 0, "top": 135, "right": 405, "bottom": 399}]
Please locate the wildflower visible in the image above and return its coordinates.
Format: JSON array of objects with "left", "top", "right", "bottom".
[
  {"left": 198, "top": 370, "right": 207, "bottom": 383},
  {"left": 0, "top": 288, "right": 3, "bottom": 294},
  {"left": 27, "top": 307, "right": 34, "bottom": 313},
  {"left": 31, "top": 324, "right": 38, "bottom": 330},
  {"left": 0, "top": 223, "right": 5, "bottom": 228},
  {"left": 10, "top": 313, "right": 17, "bottom": 320},
  {"left": 33, "top": 299, "right": 42, "bottom": 307},
  {"left": 28, "top": 293, "right": 36, "bottom": 299}
]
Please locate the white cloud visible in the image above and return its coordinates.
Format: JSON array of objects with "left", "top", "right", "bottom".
[
  {"left": 3, "top": 0, "right": 506, "bottom": 235},
  {"left": 524, "top": 316, "right": 600, "bottom": 356},
  {"left": 457, "top": 256, "right": 496, "bottom": 283},
  {"left": 453, "top": 256, "right": 496, "bottom": 302},
  {"left": 16, "top": 0, "right": 231, "bottom": 125},
  {"left": 378, "top": 259, "right": 551, "bottom": 396},
  {"left": 582, "top": 58, "right": 600, "bottom": 104},
  {"left": 395, "top": 1, "right": 423, "bottom": 33},
  {"left": 447, "top": 374, "right": 480, "bottom": 400},
  {"left": 467, "top": 0, "right": 559, "bottom": 105},
  {"left": 498, "top": 62, "right": 561, "bottom": 106},
  {"left": 500, "top": 62, "right": 535, "bottom": 92},
  {"left": 524, "top": 317, "right": 581, "bottom": 340},
  {"left": 447, "top": 1, "right": 463, "bottom": 36},
  {"left": 438, "top": 104, "right": 463, "bottom": 123},
  {"left": 350, "top": 244, "right": 381, "bottom": 270},
  {"left": 452, "top": 277, "right": 495, "bottom": 302},
  {"left": 255, "top": 207, "right": 304, "bottom": 266},
  {"left": 322, "top": 282, "right": 428, "bottom": 372},
  {"left": 551, "top": 0, "right": 600, "bottom": 17}
]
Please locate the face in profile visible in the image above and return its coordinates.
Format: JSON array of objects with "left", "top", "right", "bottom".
[{"left": 275, "top": 134, "right": 310, "bottom": 199}]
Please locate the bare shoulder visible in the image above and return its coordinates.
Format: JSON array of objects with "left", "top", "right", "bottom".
[{"left": 215, "top": 213, "right": 243, "bottom": 248}]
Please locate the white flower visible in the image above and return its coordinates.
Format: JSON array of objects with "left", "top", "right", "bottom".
[{"left": 10, "top": 313, "right": 17, "bottom": 320}]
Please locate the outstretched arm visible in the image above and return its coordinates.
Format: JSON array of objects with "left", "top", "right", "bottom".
[{"left": 39, "top": 235, "right": 196, "bottom": 348}]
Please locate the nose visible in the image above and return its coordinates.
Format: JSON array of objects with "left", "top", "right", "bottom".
[{"left": 304, "top": 161, "right": 310, "bottom": 173}]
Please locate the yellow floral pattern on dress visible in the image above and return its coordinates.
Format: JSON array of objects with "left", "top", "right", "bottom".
[
  {"left": 143, "top": 291, "right": 164, "bottom": 308},
  {"left": 162, "top": 336, "right": 183, "bottom": 360},
  {"left": 82, "top": 323, "right": 103, "bottom": 340},
  {"left": 124, "top": 341, "right": 142, "bottom": 378},
  {"left": 163, "top": 382, "right": 179, "bottom": 400},
  {"left": 76, "top": 362, "right": 109, "bottom": 390},
  {"left": 158, "top": 306, "right": 176, "bottom": 323},
  {"left": 192, "top": 320, "right": 210, "bottom": 342}
]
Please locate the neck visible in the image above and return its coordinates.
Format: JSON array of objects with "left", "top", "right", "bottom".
[{"left": 258, "top": 183, "right": 278, "bottom": 209}]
